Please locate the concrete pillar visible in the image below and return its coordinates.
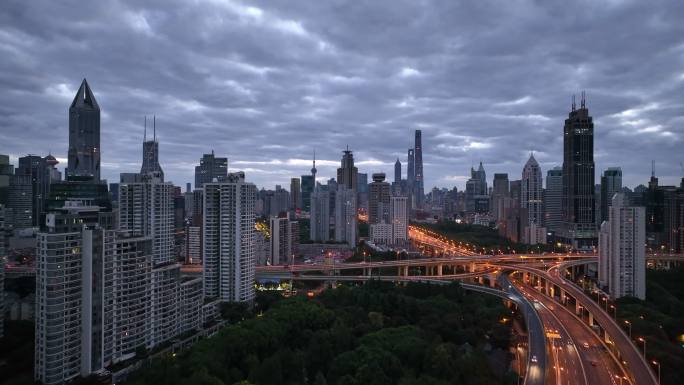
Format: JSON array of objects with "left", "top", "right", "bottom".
[
  {"left": 544, "top": 281, "right": 550, "bottom": 296},
  {"left": 489, "top": 274, "right": 496, "bottom": 287},
  {"left": 470, "top": 262, "right": 476, "bottom": 273},
  {"left": 478, "top": 276, "right": 484, "bottom": 285},
  {"left": 575, "top": 302, "right": 581, "bottom": 316},
  {"left": 588, "top": 312, "right": 593, "bottom": 326},
  {"left": 437, "top": 264, "right": 443, "bottom": 276}
]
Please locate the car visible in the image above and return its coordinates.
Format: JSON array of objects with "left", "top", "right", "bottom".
[
  {"left": 531, "top": 355, "right": 538, "bottom": 363},
  {"left": 582, "top": 342, "right": 590, "bottom": 349}
]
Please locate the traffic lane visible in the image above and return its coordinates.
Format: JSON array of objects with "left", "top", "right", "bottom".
[
  {"left": 500, "top": 276, "right": 546, "bottom": 385},
  {"left": 518, "top": 286, "right": 586, "bottom": 385},
  {"left": 507, "top": 264, "right": 656, "bottom": 385},
  {"left": 520, "top": 284, "right": 625, "bottom": 385}
]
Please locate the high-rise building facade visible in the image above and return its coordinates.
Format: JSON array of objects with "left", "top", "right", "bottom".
[
  {"left": 491, "top": 173, "right": 509, "bottom": 221},
  {"left": 600, "top": 167, "right": 622, "bottom": 223},
  {"left": 17, "top": 155, "right": 51, "bottom": 226},
  {"left": 290, "top": 177, "right": 301, "bottom": 211},
  {"left": 310, "top": 189, "right": 330, "bottom": 242},
  {"left": 545, "top": 167, "right": 563, "bottom": 233},
  {"left": 413, "top": 130, "right": 424, "bottom": 208},
  {"left": 521, "top": 154, "right": 544, "bottom": 227},
  {"left": 118, "top": 179, "right": 174, "bottom": 265},
  {"left": 562, "top": 93, "right": 596, "bottom": 248},
  {"left": 368, "top": 173, "right": 391, "bottom": 224},
  {"left": 202, "top": 173, "right": 257, "bottom": 303},
  {"left": 8, "top": 173, "right": 32, "bottom": 228},
  {"left": 301, "top": 175, "right": 314, "bottom": 212},
  {"left": 390, "top": 195, "right": 408, "bottom": 244},
  {"left": 0, "top": 154, "right": 13, "bottom": 205},
  {"left": 35, "top": 202, "right": 115, "bottom": 384},
  {"left": 336, "top": 148, "right": 358, "bottom": 190},
  {"left": 67, "top": 79, "right": 101, "bottom": 181},
  {"left": 194, "top": 151, "right": 228, "bottom": 188},
  {"left": 599, "top": 193, "right": 645, "bottom": 300},
  {"left": 394, "top": 159, "right": 401, "bottom": 184},
  {"left": 269, "top": 214, "right": 298, "bottom": 265},
  {"left": 140, "top": 116, "right": 164, "bottom": 181},
  {"left": 334, "top": 187, "right": 357, "bottom": 247},
  {"left": 465, "top": 162, "right": 488, "bottom": 214}
]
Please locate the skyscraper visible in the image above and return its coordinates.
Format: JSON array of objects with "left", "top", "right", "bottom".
[
  {"left": 599, "top": 193, "right": 645, "bottom": 300},
  {"left": 194, "top": 151, "right": 228, "bottom": 188},
  {"left": 301, "top": 153, "right": 316, "bottom": 212},
  {"left": 310, "top": 189, "right": 330, "bottom": 241},
  {"left": 562, "top": 92, "right": 596, "bottom": 249},
  {"left": 413, "top": 130, "right": 424, "bottom": 208},
  {"left": 119, "top": 137, "right": 175, "bottom": 266},
  {"left": 600, "top": 167, "right": 622, "bottom": 223},
  {"left": 16, "top": 155, "right": 51, "bottom": 226},
  {"left": 334, "top": 187, "right": 357, "bottom": 247},
  {"left": 521, "top": 154, "right": 545, "bottom": 244},
  {"left": 140, "top": 116, "right": 164, "bottom": 181},
  {"left": 465, "top": 162, "right": 488, "bottom": 214},
  {"left": 368, "top": 173, "right": 391, "bottom": 224},
  {"left": 290, "top": 177, "right": 301, "bottom": 211},
  {"left": 8, "top": 173, "right": 32, "bottom": 228},
  {"left": 491, "top": 173, "right": 509, "bottom": 221},
  {"left": 407, "top": 149, "right": 415, "bottom": 186},
  {"left": 545, "top": 167, "right": 563, "bottom": 233},
  {"left": 336, "top": 148, "right": 358, "bottom": 190},
  {"left": 269, "top": 213, "right": 298, "bottom": 265},
  {"left": 521, "top": 154, "right": 543, "bottom": 226},
  {"left": 390, "top": 195, "right": 408, "bottom": 244},
  {"left": 35, "top": 201, "right": 115, "bottom": 384},
  {"left": 67, "top": 79, "right": 100, "bottom": 181},
  {"left": 394, "top": 158, "right": 401, "bottom": 184},
  {"left": 202, "top": 173, "right": 256, "bottom": 303},
  {"left": 0, "top": 154, "right": 13, "bottom": 205}
]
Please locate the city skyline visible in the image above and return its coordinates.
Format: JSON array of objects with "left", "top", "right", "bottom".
[{"left": 2, "top": 1, "right": 683, "bottom": 190}]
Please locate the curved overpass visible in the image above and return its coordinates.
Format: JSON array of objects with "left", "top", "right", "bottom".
[{"left": 499, "top": 263, "right": 657, "bottom": 385}]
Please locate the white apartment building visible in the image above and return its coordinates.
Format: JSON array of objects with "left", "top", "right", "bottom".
[
  {"left": 203, "top": 174, "right": 257, "bottom": 303},
  {"left": 599, "top": 193, "right": 646, "bottom": 300}
]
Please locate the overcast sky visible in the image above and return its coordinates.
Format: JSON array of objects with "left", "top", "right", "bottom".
[{"left": 2, "top": 0, "right": 683, "bottom": 191}]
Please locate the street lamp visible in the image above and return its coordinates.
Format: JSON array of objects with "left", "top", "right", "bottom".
[
  {"left": 609, "top": 304, "right": 617, "bottom": 319},
  {"left": 624, "top": 320, "right": 632, "bottom": 338},
  {"left": 651, "top": 360, "right": 661, "bottom": 385},
  {"left": 637, "top": 337, "right": 647, "bottom": 357}
]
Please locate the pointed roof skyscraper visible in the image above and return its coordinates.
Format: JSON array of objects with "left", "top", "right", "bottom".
[
  {"left": 67, "top": 78, "right": 101, "bottom": 181},
  {"left": 70, "top": 78, "right": 100, "bottom": 110}
]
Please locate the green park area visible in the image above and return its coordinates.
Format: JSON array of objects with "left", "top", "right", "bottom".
[{"left": 127, "top": 281, "right": 518, "bottom": 385}]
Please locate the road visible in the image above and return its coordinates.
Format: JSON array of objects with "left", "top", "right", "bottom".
[
  {"left": 516, "top": 281, "right": 631, "bottom": 385},
  {"left": 501, "top": 263, "right": 657, "bottom": 385},
  {"left": 498, "top": 275, "right": 547, "bottom": 385}
]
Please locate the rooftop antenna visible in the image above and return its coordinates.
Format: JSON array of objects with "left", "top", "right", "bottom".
[
  {"left": 581, "top": 90, "right": 586, "bottom": 108},
  {"left": 572, "top": 94, "right": 576, "bottom": 111},
  {"left": 651, "top": 160, "right": 655, "bottom": 177},
  {"left": 144, "top": 115, "right": 147, "bottom": 141},
  {"left": 153, "top": 115, "right": 156, "bottom": 142}
]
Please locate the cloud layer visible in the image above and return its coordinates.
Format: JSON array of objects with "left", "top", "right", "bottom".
[{"left": 1, "top": 0, "right": 683, "bottom": 190}]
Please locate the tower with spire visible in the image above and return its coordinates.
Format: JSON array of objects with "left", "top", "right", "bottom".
[
  {"left": 140, "top": 115, "right": 164, "bottom": 181},
  {"left": 311, "top": 150, "right": 317, "bottom": 181},
  {"left": 562, "top": 90, "right": 596, "bottom": 248},
  {"left": 67, "top": 78, "right": 101, "bottom": 181}
]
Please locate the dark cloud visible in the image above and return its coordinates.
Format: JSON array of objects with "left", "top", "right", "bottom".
[{"left": 1, "top": 0, "right": 683, "bottom": 190}]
